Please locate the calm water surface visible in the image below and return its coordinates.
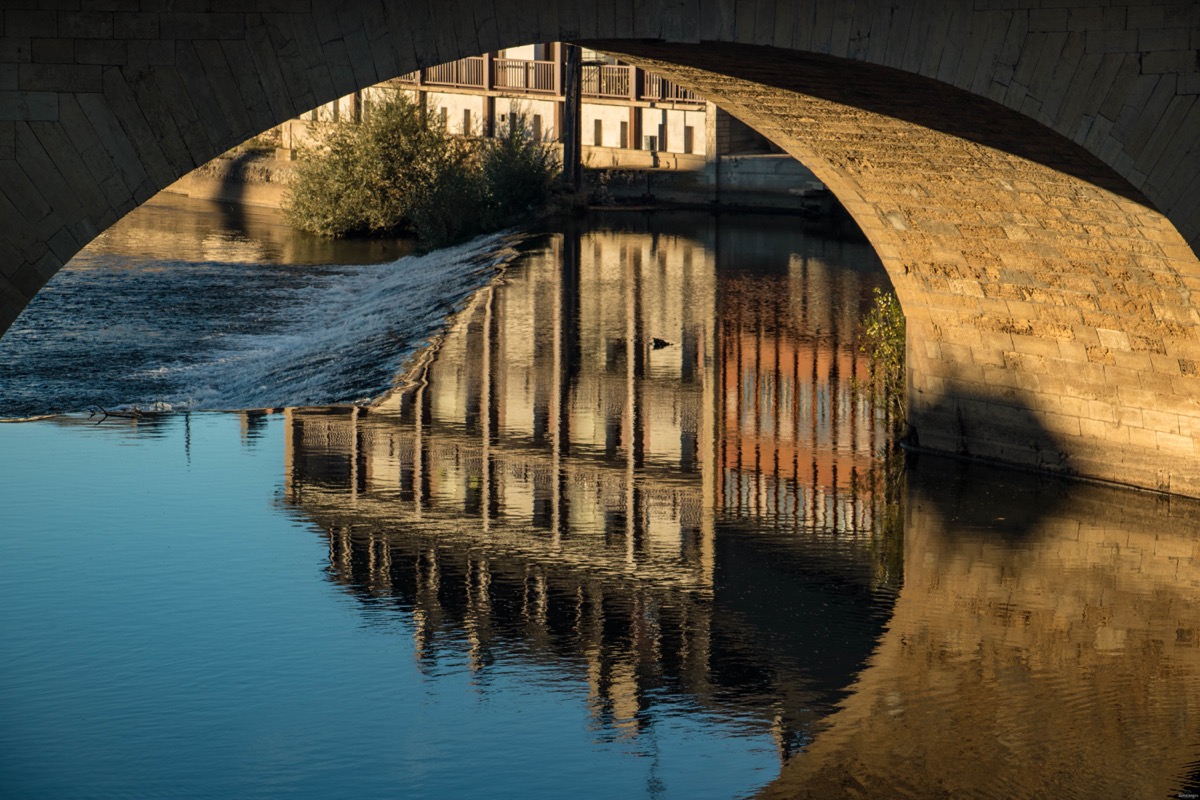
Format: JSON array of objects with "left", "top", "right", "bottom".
[{"left": 3, "top": 199, "right": 1200, "bottom": 799}]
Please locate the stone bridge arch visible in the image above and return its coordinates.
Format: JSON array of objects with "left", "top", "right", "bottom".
[{"left": 2, "top": 0, "right": 1200, "bottom": 494}]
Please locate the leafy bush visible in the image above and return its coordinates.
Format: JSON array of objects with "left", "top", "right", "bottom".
[
  {"left": 284, "top": 95, "right": 559, "bottom": 247},
  {"left": 859, "top": 287, "right": 907, "bottom": 443},
  {"left": 284, "top": 94, "right": 443, "bottom": 237},
  {"left": 481, "top": 111, "right": 561, "bottom": 228}
]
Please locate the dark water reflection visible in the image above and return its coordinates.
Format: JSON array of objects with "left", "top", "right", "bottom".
[{"left": 5, "top": 211, "right": 1200, "bottom": 799}]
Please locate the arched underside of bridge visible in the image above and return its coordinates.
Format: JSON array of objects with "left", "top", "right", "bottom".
[
  {"left": 2, "top": 2, "right": 1200, "bottom": 494},
  {"left": 601, "top": 41, "right": 1200, "bottom": 496}
]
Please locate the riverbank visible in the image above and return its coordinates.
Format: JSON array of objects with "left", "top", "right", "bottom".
[{"left": 162, "top": 147, "right": 836, "bottom": 216}]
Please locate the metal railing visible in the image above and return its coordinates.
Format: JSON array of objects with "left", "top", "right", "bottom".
[{"left": 493, "top": 58, "right": 556, "bottom": 92}]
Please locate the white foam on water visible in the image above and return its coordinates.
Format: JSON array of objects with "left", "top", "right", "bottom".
[
  {"left": 0, "top": 233, "right": 524, "bottom": 415},
  {"left": 163, "top": 233, "right": 522, "bottom": 410}
]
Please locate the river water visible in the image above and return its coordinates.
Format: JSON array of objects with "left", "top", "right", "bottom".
[{"left": 3, "top": 197, "right": 1200, "bottom": 799}]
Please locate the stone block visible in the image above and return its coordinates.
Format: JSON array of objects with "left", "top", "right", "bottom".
[
  {"left": 0, "top": 122, "right": 11, "bottom": 158},
  {"left": 1041, "top": 410, "right": 1083, "bottom": 438},
  {"left": 10, "top": 262, "right": 52, "bottom": 302},
  {"left": 1012, "top": 333, "right": 1064, "bottom": 358},
  {"left": 5, "top": 10, "right": 57, "bottom": 39},
  {"left": 1066, "top": 6, "right": 1103, "bottom": 32},
  {"left": 31, "top": 37, "right": 74, "bottom": 63},
  {"left": 0, "top": 90, "right": 59, "bottom": 121},
  {"left": 1086, "top": 29, "right": 1137, "bottom": 54},
  {"left": 125, "top": 39, "right": 175, "bottom": 66},
  {"left": 58, "top": 11, "right": 114, "bottom": 39},
  {"left": 1141, "top": 50, "right": 1196, "bottom": 74},
  {"left": 18, "top": 62, "right": 101, "bottom": 92},
  {"left": 190, "top": 38, "right": 253, "bottom": 141},
  {"left": 139, "top": 0, "right": 214, "bottom": 12},
  {"left": 74, "top": 89, "right": 151, "bottom": 196},
  {"left": 1029, "top": 8, "right": 1067, "bottom": 32},
  {"left": 160, "top": 13, "right": 247, "bottom": 41},
  {"left": 1080, "top": 417, "right": 1129, "bottom": 443},
  {"left": 46, "top": 223, "right": 78, "bottom": 264},
  {"left": 113, "top": 12, "right": 159, "bottom": 39},
  {"left": 1117, "top": 406, "right": 1144, "bottom": 429},
  {"left": 1087, "top": 400, "right": 1118, "bottom": 424},
  {"left": 1139, "top": 28, "right": 1190, "bottom": 52},
  {"left": 27, "top": 119, "right": 110, "bottom": 220},
  {"left": 1128, "top": 426, "right": 1158, "bottom": 449},
  {"left": 1142, "top": 408, "right": 1181, "bottom": 434},
  {"left": 0, "top": 64, "right": 15, "bottom": 92},
  {"left": 216, "top": 40, "right": 274, "bottom": 135},
  {"left": 80, "top": 1, "right": 140, "bottom": 11},
  {"left": 1178, "top": 414, "right": 1200, "bottom": 439},
  {"left": 258, "top": 0, "right": 315, "bottom": 11},
  {"left": 75, "top": 38, "right": 127, "bottom": 64},
  {"left": 1157, "top": 431, "right": 1196, "bottom": 455},
  {"left": 1126, "top": 5, "right": 1167, "bottom": 30},
  {"left": 0, "top": 38, "right": 32, "bottom": 63}
]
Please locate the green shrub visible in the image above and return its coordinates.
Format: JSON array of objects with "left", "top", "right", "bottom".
[
  {"left": 284, "top": 95, "right": 559, "bottom": 247},
  {"left": 481, "top": 111, "right": 561, "bottom": 227},
  {"left": 404, "top": 136, "right": 487, "bottom": 247},
  {"left": 860, "top": 287, "right": 907, "bottom": 443}
]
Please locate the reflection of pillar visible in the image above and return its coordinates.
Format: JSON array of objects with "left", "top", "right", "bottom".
[
  {"left": 625, "top": 245, "right": 638, "bottom": 565},
  {"left": 772, "top": 300, "right": 782, "bottom": 519},
  {"left": 754, "top": 301, "right": 764, "bottom": 517},
  {"left": 350, "top": 406, "right": 360, "bottom": 504},
  {"left": 482, "top": 286, "right": 493, "bottom": 534},
  {"left": 283, "top": 407, "right": 295, "bottom": 501},
  {"left": 699, "top": 248, "right": 717, "bottom": 595},
  {"left": 550, "top": 232, "right": 581, "bottom": 545},
  {"left": 414, "top": 381, "right": 425, "bottom": 519}
]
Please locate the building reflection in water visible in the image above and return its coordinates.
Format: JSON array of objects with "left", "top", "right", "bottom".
[
  {"left": 280, "top": 217, "right": 1200, "bottom": 796},
  {"left": 283, "top": 216, "right": 899, "bottom": 760}
]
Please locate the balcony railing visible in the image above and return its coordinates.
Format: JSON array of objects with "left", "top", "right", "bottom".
[
  {"left": 493, "top": 58, "right": 556, "bottom": 93},
  {"left": 642, "top": 72, "right": 703, "bottom": 105},
  {"left": 423, "top": 56, "right": 485, "bottom": 88},
  {"left": 391, "top": 57, "right": 704, "bottom": 107},
  {"left": 582, "top": 64, "right": 631, "bottom": 99}
]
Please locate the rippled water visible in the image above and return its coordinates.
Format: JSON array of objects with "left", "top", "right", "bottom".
[
  {"left": 4, "top": 202, "right": 1200, "bottom": 799},
  {"left": 0, "top": 195, "right": 514, "bottom": 415}
]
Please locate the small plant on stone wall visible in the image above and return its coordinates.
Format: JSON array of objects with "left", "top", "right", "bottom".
[{"left": 860, "top": 286, "right": 907, "bottom": 446}]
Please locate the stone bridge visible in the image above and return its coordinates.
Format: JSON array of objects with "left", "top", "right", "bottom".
[{"left": 2, "top": 1, "right": 1200, "bottom": 494}]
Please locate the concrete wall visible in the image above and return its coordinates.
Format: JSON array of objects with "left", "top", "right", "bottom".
[{"left": 2, "top": 0, "right": 1200, "bottom": 494}]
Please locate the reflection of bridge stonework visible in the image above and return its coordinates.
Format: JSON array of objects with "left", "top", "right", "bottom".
[
  {"left": 4, "top": 1, "right": 1200, "bottom": 493},
  {"left": 761, "top": 461, "right": 1200, "bottom": 799}
]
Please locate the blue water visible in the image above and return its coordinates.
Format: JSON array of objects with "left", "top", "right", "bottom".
[
  {"left": 0, "top": 415, "right": 778, "bottom": 799},
  {"left": 6, "top": 200, "right": 1200, "bottom": 799}
]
